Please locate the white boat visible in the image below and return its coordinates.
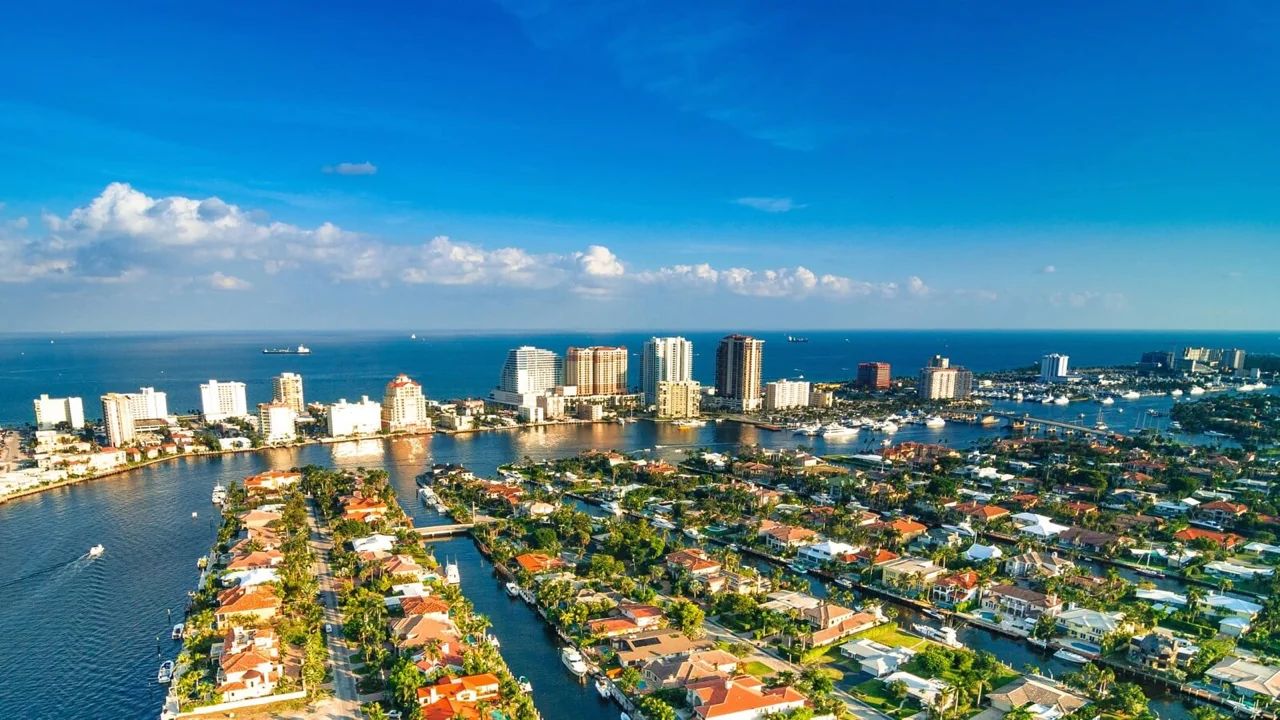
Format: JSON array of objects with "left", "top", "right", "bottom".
[
  {"left": 793, "top": 423, "right": 821, "bottom": 436},
  {"left": 518, "top": 676, "right": 533, "bottom": 693},
  {"left": 1121, "top": 390, "right": 1141, "bottom": 400},
  {"left": 652, "top": 518, "right": 676, "bottom": 531},
  {"left": 911, "top": 624, "right": 962, "bottom": 648},
  {"left": 1099, "top": 397, "right": 1115, "bottom": 405},
  {"left": 819, "top": 423, "right": 858, "bottom": 437},
  {"left": 505, "top": 582, "right": 520, "bottom": 597},
  {"left": 561, "top": 647, "right": 589, "bottom": 676},
  {"left": 879, "top": 421, "right": 899, "bottom": 434},
  {"left": 1170, "top": 388, "right": 1183, "bottom": 397},
  {"left": 211, "top": 484, "right": 227, "bottom": 505},
  {"left": 1189, "top": 385, "right": 1205, "bottom": 395},
  {"left": 1039, "top": 396, "right": 1053, "bottom": 404},
  {"left": 673, "top": 419, "right": 707, "bottom": 429},
  {"left": 603, "top": 501, "right": 623, "bottom": 516},
  {"left": 595, "top": 676, "right": 611, "bottom": 698},
  {"left": 834, "top": 577, "right": 853, "bottom": 589},
  {"left": 88, "top": 544, "right": 105, "bottom": 558},
  {"left": 1053, "top": 396, "right": 1070, "bottom": 405},
  {"left": 683, "top": 528, "right": 702, "bottom": 540},
  {"left": 1237, "top": 383, "right": 1258, "bottom": 392},
  {"left": 171, "top": 623, "right": 184, "bottom": 640},
  {"left": 1013, "top": 392, "right": 1024, "bottom": 402},
  {"left": 1053, "top": 649, "right": 1091, "bottom": 664},
  {"left": 924, "top": 416, "right": 946, "bottom": 428},
  {"left": 157, "top": 660, "right": 175, "bottom": 684},
  {"left": 788, "top": 562, "right": 808, "bottom": 574},
  {"left": 444, "top": 561, "right": 461, "bottom": 585}
]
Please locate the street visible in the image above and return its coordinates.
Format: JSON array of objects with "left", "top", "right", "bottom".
[{"left": 304, "top": 501, "right": 364, "bottom": 720}]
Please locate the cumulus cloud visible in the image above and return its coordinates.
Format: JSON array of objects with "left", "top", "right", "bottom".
[
  {"left": 2, "top": 183, "right": 942, "bottom": 309},
  {"left": 733, "top": 197, "right": 803, "bottom": 213},
  {"left": 322, "top": 161, "right": 378, "bottom": 176},
  {"left": 208, "top": 272, "right": 251, "bottom": 291}
]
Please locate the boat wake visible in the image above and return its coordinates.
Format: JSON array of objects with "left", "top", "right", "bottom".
[{"left": 0, "top": 550, "right": 99, "bottom": 589}]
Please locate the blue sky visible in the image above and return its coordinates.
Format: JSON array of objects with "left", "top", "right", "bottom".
[{"left": 1, "top": 1, "right": 1278, "bottom": 331}]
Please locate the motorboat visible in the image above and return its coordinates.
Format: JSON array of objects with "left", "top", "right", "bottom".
[
  {"left": 1170, "top": 388, "right": 1184, "bottom": 397},
  {"left": 211, "top": 484, "right": 227, "bottom": 505},
  {"left": 1053, "top": 649, "right": 1091, "bottom": 664},
  {"left": 652, "top": 518, "right": 676, "bottom": 531},
  {"left": 911, "top": 624, "right": 962, "bottom": 648},
  {"left": 157, "top": 660, "right": 175, "bottom": 684},
  {"left": 1189, "top": 385, "right": 1205, "bottom": 395},
  {"left": 1053, "top": 396, "right": 1070, "bottom": 405},
  {"left": 595, "top": 676, "right": 611, "bottom": 698},
  {"left": 788, "top": 562, "right": 809, "bottom": 574},
  {"left": 171, "top": 623, "right": 184, "bottom": 640},
  {"left": 603, "top": 500, "right": 623, "bottom": 516},
  {"left": 880, "top": 421, "right": 900, "bottom": 434},
  {"left": 819, "top": 423, "right": 858, "bottom": 438},
  {"left": 924, "top": 416, "right": 946, "bottom": 428},
  {"left": 505, "top": 582, "right": 521, "bottom": 597},
  {"left": 1099, "top": 397, "right": 1115, "bottom": 405},
  {"left": 88, "top": 544, "right": 105, "bottom": 558},
  {"left": 673, "top": 419, "right": 706, "bottom": 429},
  {"left": 683, "top": 528, "right": 702, "bottom": 540},
  {"left": 834, "top": 577, "right": 854, "bottom": 589},
  {"left": 1121, "top": 390, "right": 1141, "bottom": 400},
  {"left": 562, "top": 647, "right": 589, "bottom": 676},
  {"left": 444, "top": 561, "right": 460, "bottom": 585},
  {"left": 793, "top": 423, "right": 821, "bottom": 436},
  {"left": 518, "top": 676, "right": 533, "bottom": 693}
]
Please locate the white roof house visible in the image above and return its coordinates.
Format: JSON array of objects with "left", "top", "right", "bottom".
[
  {"left": 351, "top": 533, "right": 398, "bottom": 554},
  {"left": 883, "top": 671, "right": 945, "bottom": 705},
  {"left": 963, "top": 543, "right": 1004, "bottom": 562},
  {"left": 1012, "top": 513, "right": 1069, "bottom": 538}
]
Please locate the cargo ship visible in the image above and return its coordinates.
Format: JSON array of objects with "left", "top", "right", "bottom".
[{"left": 262, "top": 344, "right": 311, "bottom": 355}]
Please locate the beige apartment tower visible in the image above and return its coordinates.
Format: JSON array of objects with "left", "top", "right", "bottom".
[
  {"left": 381, "top": 373, "right": 431, "bottom": 431},
  {"left": 271, "top": 372, "right": 305, "bottom": 414},
  {"left": 656, "top": 380, "right": 701, "bottom": 419},
  {"left": 565, "top": 346, "right": 628, "bottom": 396},
  {"left": 714, "top": 335, "right": 764, "bottom": 412}
]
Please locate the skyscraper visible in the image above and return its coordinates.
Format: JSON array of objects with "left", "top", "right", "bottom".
[
  {"left": 764, "top": 380, "right": 811, "bottom": 411},
  {"left": 200, "top": 379, "right": 248, "bottom": 421},
  {"left": 656, "top": 380, "right": 701, "bottom": 419},
  {"left": 271, "top": 372, "right": 305, "bottom": 414},
  {"left": 382, "top": 373, "right": 431, "bottom": 431},
  {"left": 856, "top": 362, "right": 892, "bottom": 390},
  {"left": 258, "top": 402, "right": 298, "bottom": 444},
  {"left": 33, "top": 394, "right": 85, "bottom": 430},
  {"left": 1040, "top": 354, "right": 1070, "bottom": 383},
  {"left": 918, "top": 356, "right": 973, "bottom": 400},
  {"left": 493, "top": 346, "right": 563, "bottom": 408},
  {"left": 100, "top": 393, "right": 136, "bottom": 447},
  {"left": 125, "top": 387, "right": 169, "bottom": 421},
  {"left": 642, "top": 336, "right": 693, "bottom": 405},
  {"left": 565, "top": 346, "right": 629, "bottom": 395},
  {"left": 715, "top": 335, "right": 764, "bottom": 412}
]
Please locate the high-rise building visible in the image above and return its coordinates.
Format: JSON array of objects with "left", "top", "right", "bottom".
[
  {"left": 1222, "top": 349, "right": 1247, "bottom": 371},
  {"left": 565, "top": 346, "right": 629, "bottom": 395},
  {"left": 493, "top": 346, "right": 563, "bottom": 408},
  {"left": 327, "top": 396, "right": 382, "bottom": 436},
  {"left": 200, "top": 380, "right": 248, "bottom": 421},
  {"left": 656, "top": 380, "right": 701, "bottom": 419},
  {"left": 764, "top": 380, "right": 811, "bottom": 411},
  {"left": 715, "top": 335, "right": 765, "bottom": 412},
  {"left": 642, "top": 337, "right": 694, "bottom": 405},
  {"left": 100, "top": 393, "right": 136, "bottom": 447},
  {"left": 271, "top": 372, "right": 305, "bottom": 414},
  {"left": 33, "top": 394, "right": 85, "bottom": 430},
  {"left": 382, "top": 374, "right": 431, "bottom": 431},
  {"left": 918, "top": 356, "right": 973, "bottom": 400},
  {"left": 1139, "top": 351, "right": 1175, "bottom": 370},
  {"left": 258, "top": 402, "right": 298, "bottom": 444},
  {"left": 1040, "top": 354, "right": 1070, "bottom": 383},
  {"left": 856, "top": 362, "right": 892, "bottom": 390},
  {"left": 125, "top": 387, "right": 169, "bottom": 421}
]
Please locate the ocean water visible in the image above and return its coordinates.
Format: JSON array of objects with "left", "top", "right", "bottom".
[{"left": 2, "top": 329, "right": 1277, "bottom": 425}]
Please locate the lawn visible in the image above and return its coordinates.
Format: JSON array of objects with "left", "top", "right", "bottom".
[
  {"left": 851, "top": 678, "right": 922, "bottom": 720},
  {"left": 852, "top": 622, "right": 934, "bottom": 651},
  {"left": 742, "top": 660, "right": 776, "bottom": 678}
]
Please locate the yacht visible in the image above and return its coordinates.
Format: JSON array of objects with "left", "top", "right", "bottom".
[
  {"left": 1121, "top": 390, "right": 1141, "bottom": 400},
  {"left": 157, "top": 660, "right": 175, "bottom": 684},
  {"left": 518, "top": 676, "right": 533, "bottom": 693},
  {"left": 603, "top": 501, "right": 623, "bottom": 516},
  {"left": 1053, "top": 649, "right": 1091, "bottom": 664},
  {"left": 595, "top": 676, "right": 611, "bottom": 698},
  {"left": 1237, "top": 383, "right": 1259, "bottom": 392},
  {"left": 911, "top": 624, "right": 962, "bottom": 648},
  {"left": 683, "top": 528, "right": 702, "bottom": 540},
  {"left": 561, "top": 647, "right": 589, "bottom": 676},
  {"left": 171, "top": 623, "right": 184, "bottom": 640},
  {"left": 793, "top": 423, "right": 821, "bottom": 436},
  {"left": 1099, "top": 396, "right": 1115, "bottom": 405},
  {"left": 1013, "top": 392, "right": 1025, "bottom": 402},
  {"left": 88, "top": 544, "right": 105, "bottom": 558},
  {"left": 788, "top": 562, "right": 809, "bottom": 575},
  {"left": 444, "top": 561, "right": 461, "bottom": 585},
  {"left": 819, "top": 423, "right": 858, "bottom": 437},
  {"left": 1189, "top": 385, "right": 1206, "bottom": 395},
  {"left": 1053, "top": 396, "right": 1070, "bottom": 405},
  {"left": 673, "top": 419, "right": 706, "bottom": 429},
  {"left": 879, "top": 421, "right": 899, "bottom": 434},
  {"left": 211, "top": 484, "right": 227, "bottom": 505},
  {"left": 1170, "top": 388, "right": 1184, "bottom": 397},
  {"left": 652, "top": 518, "right": 677, "bottom": 531},
  {"left": 924, "top": 416, "right": 946, "bottom": 429},
  {"left": 505, "top": 582, "right": 521, "bottom": 597},
  {"left": 1039, "top": 395, "right": 1054, "bottom": 404}
]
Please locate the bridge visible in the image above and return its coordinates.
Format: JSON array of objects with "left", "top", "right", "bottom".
[
  {"left": 412, "top": 515, "right": 499, "bottom": 539},
  {"left": 985, "top": 411, "right": 1118, "bottom": 438}
]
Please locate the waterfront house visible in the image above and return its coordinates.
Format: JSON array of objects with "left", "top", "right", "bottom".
[
  {"left": 685, "top": 675, "right": 807, "bottom": 720},
  {"left": 518, "top": 500, "right": 556, "bottom": 518},
  {"left": 1197, "top": 500, "right": 1249, "bottom": 528},
  {"left": 872, "top": 517, "right": 929, "bottom": 542},
  {"left": 400, "top": 595, "right": 451, "bottom": 621},
  {"left": 1004, "top": 551, "right": 1074, "bottom": 579},
  {"left": 1012, "top": 513, "right": 1069, "bottom": 539},
  {"left": 341, "top": 496, "right": 389, "bottom": 523},
  {"left": 621, "top": 603, "right": 665, "bottom": 628},
  {"left": 214, "top": 585, "right": 281, "bottom": 627},
  {"left": 963, "top": 543, "right": 1003, "bottom": 563},
  {"left": 1055, "top": 608, "right": 1126, "bottom": 646},
  {"left": 666, "top": 548, "right": 722, "bottom": 577},
  {"left": 1056, "top": 527, "right": 1124, "bottom": 553},
  {"left": 1128, "top": 633, "right": 1196, "bottom": 673},
  {"left": 378, "top": 554, "right": 429, "bottom": 582},
  {"left": 217, "top": 646, "right": 282, "bottom": 702},
  {"left": 226, "top": 549, "right": 284, "bottom": 572},
  {"left": 798, "top": 540, "right": 857, "bottom": 565},
  {"left": 879, "top": 556, "right": 946, "bottom": 590},
  {"left": 1173, "top": 527, "right": 1244, "bottom": 549},
  {"left": 931, "top": 570, "right": 981, "bottom": 607},
  {"left": 954, "top": 501, "right": 1011, "bottom": 523},
  {"left": 513, "top": 552, "right": 568, "bottom": 575},
  {"left": 757, "top": 520, "right": 818, "bottom": 551},
  {"left": 239, "top": 509, "right": 282, "bottom": 530},
  {"left": 839, "top": 638, "right": 915, "bottom": 677},
  {"left": 614, "top": 628, "right": 713, "bottom": 666},
  {"left": 587, "top": 616, "right": 645, "bottom": 638},
  {"left": 853, "top": 547, "right": 900, "bottom": 567},
  {"left": 640, "top": 649, "right": 739, "bottom": 691},
  {"left": 801, "top": 604, "right": 882, "bottom": 647},
  {"left": 716, "top": 570, "right": 772, "bottom": 595},
  {"left": 390, "top": 615, "right": 459, "bottom": 655},
  {"left": 243, "top": 470, "right": 301, "bottom": 495},
  {"left": 351, "top": 533, "right": 397, "bottom": 555},
  {"left": 1206, "top": 657, "right": 1280, "bottom": 702},
  {"left": 986, "top": 675, "right": 1089, "bottom": 720},
  {"left": 881, "top": 671, "right": 946, "bottom": 706},
  {"left": 417, "top": 673, "right": 501, "bottom": 720},
  {"left": 981, "top": 585, "right": 1061, "bottom": 622}
]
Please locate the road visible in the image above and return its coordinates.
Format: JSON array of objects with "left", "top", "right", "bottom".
[
  {"left": 1, "top": 430, "right": 24, "bottom": 472},
  {"left": 305, "top": 500, "right": 365, "bottom": 720}
]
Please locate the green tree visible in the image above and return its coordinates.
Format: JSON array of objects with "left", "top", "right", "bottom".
[{"left": 388, "top": 657, "right": 424, "bottom": 710}]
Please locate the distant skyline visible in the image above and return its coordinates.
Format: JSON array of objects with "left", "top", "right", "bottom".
[{"left": 2, "top": 2, "right": 1279, "bottom": 331}]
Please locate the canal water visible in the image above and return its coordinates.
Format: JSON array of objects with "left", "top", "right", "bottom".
[{"left": 0, "top": 412, "right": 1225, "bottom": 719}]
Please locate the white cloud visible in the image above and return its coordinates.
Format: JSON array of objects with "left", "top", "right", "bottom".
[
  {"left": 1040, "top": 264, "right": 1057, "bottom": 274},
  {"left": 322, "top": 161, "right": 378, "bottom": 176},
  {"left": 638, "top": 262, "right": 905, "bottom": 300},
  {"left": 1049, "top": 291, "right": 1127, "bottom": 310},
  {"left": 733, "top": 196, "right": 803, "bottom": 213},
  {"left": 209, "top": 272, "right": 251, "bottom": 291},
  {"left": 906, "top": 275, "right": 931, "bottom": 297},
  {"left": 576, "top": 245, "right": 625, "bottom": 277}
]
